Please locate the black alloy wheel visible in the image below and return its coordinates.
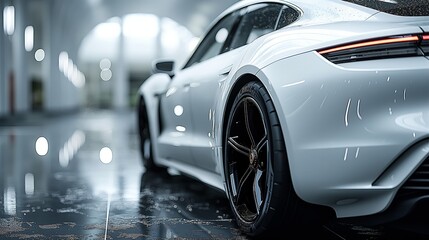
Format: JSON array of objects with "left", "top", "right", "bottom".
[{"left": 224, "top": 81, "right": 301, "bottom": 236}]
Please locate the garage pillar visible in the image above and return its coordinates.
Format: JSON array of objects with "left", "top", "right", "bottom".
[
  {"left": 12, "top": 0, "right": 29, "bottom": 114},
  {"left": 113, "top": 18, "right": 128, "bottom": 109}
]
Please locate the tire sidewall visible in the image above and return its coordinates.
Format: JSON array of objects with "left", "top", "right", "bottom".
[
  {"left": 138, "top": 98, "right": 156, "bottom": 169},
  {"left": 224, "top": 82, "right": 277, "bottom": 236}
]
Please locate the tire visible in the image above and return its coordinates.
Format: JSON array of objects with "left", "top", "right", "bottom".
[
  {"left": 224, "top": 81, "right": 302, "bottom": 237},
  {"left": 138, "top": 96, "right": 164, "bottom": 172}
]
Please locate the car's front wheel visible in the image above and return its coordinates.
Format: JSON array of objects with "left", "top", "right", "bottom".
[
  {"left": 138, "top": 96, "right": 163, "bottom": 171},
  {"left": 224, "top": 81, "right": 302, "bottom": 236}
]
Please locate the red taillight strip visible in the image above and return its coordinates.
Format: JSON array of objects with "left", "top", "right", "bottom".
[
  {"left": 319, "top": 36, "right": 420, "bottom": 55},
  {"left": 423, "top": 35, "right": 429, "bottom": 40}
]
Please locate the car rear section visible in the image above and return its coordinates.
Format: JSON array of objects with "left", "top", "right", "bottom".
[{"left": 250, "top": 7, "right": 429, "bottom": 221}]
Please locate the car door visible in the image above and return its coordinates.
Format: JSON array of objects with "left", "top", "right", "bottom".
[
  {"left": 157, "top": 11, "right": 240, "bottom": 166},
  {"left": 157, "top": 71, "right": 195, "bottom": 165},
  {"left": 185, "top": 3, "right": 286, "bottom": 173},
  {"left": 186, "top": 48, "right": 244, "bottom": 173}
]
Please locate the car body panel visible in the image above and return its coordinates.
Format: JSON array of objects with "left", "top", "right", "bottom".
[
  {"left": 138, "top": 73, "right": 171, "bottom": 164},
  {"left": 260, "top": 52, "right": 429, "bottom": 217},
  {"left": 158, "top": 68, "right": 195, "bottom": 166},
  {"left": 184, "top": 48, "right": 245, "bottom": 172},
  {"left": 246, "top": 21, "right": 424, "bottom": 70},
  {"left": 138, "top": 0, "right": 429, "bottom": 219}
]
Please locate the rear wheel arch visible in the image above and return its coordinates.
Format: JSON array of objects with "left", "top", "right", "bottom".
[
  {"left": 222, "top": 79, "right": 300, "bottom": 236},
  {"left": 222, "top": 72, "right": 290, "bottom": 178},
  {"left": 222, "top": 75, "right": 335, "bottom": 236},
  {"left": 222, "top": 73, "right": 261, "bottom": 151}
]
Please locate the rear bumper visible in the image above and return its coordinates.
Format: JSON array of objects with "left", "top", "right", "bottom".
[{"left": 259, "top": 51, "right": 429, "bottom": 218}]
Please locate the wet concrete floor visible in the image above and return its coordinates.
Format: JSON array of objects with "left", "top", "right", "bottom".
[{"left": 0, "top": 109, "right": 428, "bottom": 239}]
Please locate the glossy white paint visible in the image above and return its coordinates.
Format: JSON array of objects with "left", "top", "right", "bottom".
[
  {"left": 138, "top": 0, "right": 429, "bottom": 219},
  {"left": 139, "top": 73, "right": 171, "bottom": 165},
  {"left": 260, "top": 52, "right": 429, "bottom": 217}
]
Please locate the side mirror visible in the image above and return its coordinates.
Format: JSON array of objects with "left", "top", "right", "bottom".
[{"left": 152, "top": 60, "right": 175, "bottom": 77}]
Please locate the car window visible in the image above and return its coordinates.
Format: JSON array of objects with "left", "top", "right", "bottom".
[
  {"left": 229, "top": 3, "right": 283, "bottom": 51},
  {"left": 184, "top": 13, "right": 238, "bottom": 68},
  {"left": 183, "top": 3, "right": 300, "bottom": 69},
  {"left": 276, "top": 5, "right": 300, "bottom": 29}
]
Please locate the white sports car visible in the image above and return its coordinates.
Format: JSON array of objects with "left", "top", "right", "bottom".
[{"left": 137, "top": 0, "right": 429, "bottom": 236}]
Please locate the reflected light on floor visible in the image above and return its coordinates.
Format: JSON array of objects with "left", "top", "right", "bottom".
[
  {"left": 59, "top": 130, "right": 86, "bottom": 167},
  {"left": 4, "top": 187, "right": 16, "bottom": 216},
  {"left": 25, "top": 173, "right": 35, "bottom": 195},
  {"left": 100, "top": 147, "right": 113, "bottom": 164}
]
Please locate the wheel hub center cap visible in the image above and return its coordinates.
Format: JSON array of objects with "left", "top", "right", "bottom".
[{"left": 249, "top": 149, "right": 258, "bottom": 165}]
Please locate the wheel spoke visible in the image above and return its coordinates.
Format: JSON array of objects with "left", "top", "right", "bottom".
[
  {"left": 244, "top": 100, "right": 256, "bottom": 148},
  {"left": 253, "top": 169, "right": 264, "bottom": 214},
  {"left": 143, "top": 139, "right": 151, "bottom": 160},
  {"left": 228, "top": 137, "right": 250, "bottom": 157},
  {"left": 225, "top": 83, "right": 278, "bottom": 222},
  {"left": 256, "top": 134, "right": 267, "bottom": 153},
  {"left": 236, "top": 166, "right": 254, "bottom": 202}
]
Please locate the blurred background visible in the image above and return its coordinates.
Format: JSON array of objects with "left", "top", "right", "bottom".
[
  {"left": 2, "top": 1, "right": 429, "bottom": 238},
  {"left": 0, "top": 0, "right": 238, "bottom": 116},
  {"left": 0, "top": 1, "right": 252, "bottom": 239}
]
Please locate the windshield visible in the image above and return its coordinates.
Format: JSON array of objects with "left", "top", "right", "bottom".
[{"left": 344, "top": 0, "right": 429, "bottom": 16}]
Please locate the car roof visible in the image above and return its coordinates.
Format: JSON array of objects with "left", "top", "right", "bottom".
[
  {"left": 210, "top": 0, "right": 378, "bottom": 30},
  {"left": 223, "top": 0, "right": 377, "bottom": 15}
]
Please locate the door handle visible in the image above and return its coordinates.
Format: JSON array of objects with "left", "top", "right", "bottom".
[{"left": 219, "top": 65, "right": 233, "bottom": 76}]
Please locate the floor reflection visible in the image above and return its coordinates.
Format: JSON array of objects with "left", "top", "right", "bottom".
[
  {"left": 0, "top": 110, "right": 246, "bottom": 239},
  {"left": 0, "top": 109, "right": 428, "bottom": 239},
  {"left": 138, "top": 170, "right": 245, "bottom": 239}
]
